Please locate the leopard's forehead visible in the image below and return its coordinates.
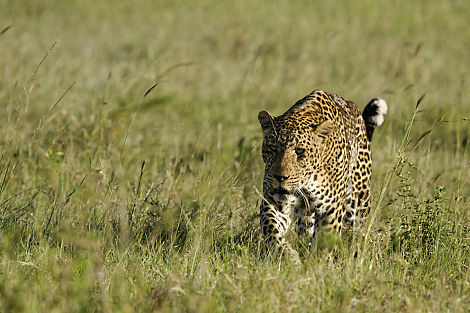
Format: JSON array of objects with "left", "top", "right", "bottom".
[
  {"left": 275, "top": 94, "right": 330, "bottom": 128},
  {"left": 264, "top": 89, "right": 344, "bottom": 147},
  {"left": 272, "top": 111, "right": 324, "bottom": 142}
]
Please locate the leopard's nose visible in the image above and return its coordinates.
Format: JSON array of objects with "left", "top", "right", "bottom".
[{"left": 273, "top": 175, "right": 289, "bottom": 183}]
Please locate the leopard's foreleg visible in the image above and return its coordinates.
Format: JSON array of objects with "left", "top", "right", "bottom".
[{"left": 260, "top": 200, "right": 300, "bottom": 264}]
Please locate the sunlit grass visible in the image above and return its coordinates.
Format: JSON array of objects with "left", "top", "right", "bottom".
[{"left": 0, "top": 0, "right": 469, "bottom": 312}]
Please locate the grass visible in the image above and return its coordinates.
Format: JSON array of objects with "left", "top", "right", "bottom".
[{"left": 0, "top": 0, "right": 469, "bottom": 312}]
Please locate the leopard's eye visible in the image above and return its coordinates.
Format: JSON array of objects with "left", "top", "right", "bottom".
[{"left": 295, "top": 148, "right": 305, "bottom": 157}]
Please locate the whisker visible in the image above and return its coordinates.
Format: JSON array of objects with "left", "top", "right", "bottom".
[{"left": 296, "top": 187, "right": 310, "bottom": 211}]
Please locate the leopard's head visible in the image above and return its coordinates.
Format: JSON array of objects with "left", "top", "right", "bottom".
[{"left": 258, "top": 109, "right": 335, "bottom": 198}]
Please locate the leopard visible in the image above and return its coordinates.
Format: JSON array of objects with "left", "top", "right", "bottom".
[{"left": 258, "top": 89, "right": 387, "bottom": 263}]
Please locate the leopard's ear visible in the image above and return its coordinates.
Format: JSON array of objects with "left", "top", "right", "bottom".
[
  {"left": 258, "top": 110, "right": 275, "bottom": 136},
  {"left": 313, "top": 120, "right": 335, "bottom": 140}
]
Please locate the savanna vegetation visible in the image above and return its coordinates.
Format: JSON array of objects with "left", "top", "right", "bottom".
[{"left": 0, "top": 0, "right": 469, "bottom": 312}]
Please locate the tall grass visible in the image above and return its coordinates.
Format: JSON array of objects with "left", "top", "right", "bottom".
[{"left": 0, "top": 0, "right": 469, "bottom": 312}]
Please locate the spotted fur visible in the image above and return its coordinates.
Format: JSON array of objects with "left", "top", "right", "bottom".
[{"left": 258, "top": 90, "right": 387, "bottom": 263}]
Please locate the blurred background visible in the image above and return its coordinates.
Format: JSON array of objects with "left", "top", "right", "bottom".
[{"left": 0, "top": 0, "right": 469, "bottom": 312}]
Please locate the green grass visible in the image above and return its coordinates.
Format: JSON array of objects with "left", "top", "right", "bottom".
[{"left": 0, "top": 0, "right": 469, "bottom": 312}]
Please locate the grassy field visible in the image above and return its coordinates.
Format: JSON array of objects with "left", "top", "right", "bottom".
[{"left": 0, "top": 0, "right": 469, "bottom": 312}]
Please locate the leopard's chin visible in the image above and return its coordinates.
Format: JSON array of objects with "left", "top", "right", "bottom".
[
  {"left": 273, "top": 187, "right": 291, "bottom": 195},
  {"left": 272, "top": 187, "right": 297, "bottom": 204}
]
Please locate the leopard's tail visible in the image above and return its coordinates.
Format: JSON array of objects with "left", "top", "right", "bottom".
[{"left": 362, "top": 98, "right": 387, "bottom": 141}]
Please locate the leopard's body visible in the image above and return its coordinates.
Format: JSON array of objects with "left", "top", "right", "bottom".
[{"left": 258, "top": 90, "right": 387, "bottom": 263}]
